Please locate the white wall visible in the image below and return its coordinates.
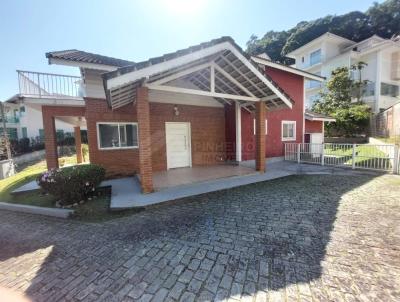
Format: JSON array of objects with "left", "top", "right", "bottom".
[
  {"left": 354, "top": 52, "right": 377, "bottom": 83},
  {"left": 322, "top": 53, "right": 351, "bottom": 79},
  {"left": 82, "top": 68, "right": 107, "bottom": 99},
  {"left": 18, "top": 104, "right": 74, "bottom": 139},
  {"left": 149, "top": 78, "right": 223, "bottom": 107},
  {"left": 82, "top": 68, "right": 224, "bottom": 108},
  {"left": 323, "top": 41, "right": 343, "bottom": 62}
]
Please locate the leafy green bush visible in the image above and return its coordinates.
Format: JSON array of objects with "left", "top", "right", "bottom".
[{"left": 37, "top": 164, "right": 106, "bottom": 205}]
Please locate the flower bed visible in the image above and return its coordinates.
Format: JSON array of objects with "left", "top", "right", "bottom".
[{"left": 37, "top": 164, "right": 105, "bottom": 206}]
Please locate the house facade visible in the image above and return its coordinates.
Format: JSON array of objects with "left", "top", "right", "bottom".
[
  {"left": 15, "top": 37, "right": 331, "bottom": 193},
  {"left": 3, "top": 70, "right": 79, "bottom": 142},
  {"left": 287, "top": 32, "right": 400, "bottom": 113}
]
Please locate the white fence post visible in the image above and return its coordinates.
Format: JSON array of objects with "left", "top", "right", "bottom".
[
  {"left": 393, "top": 145, "right": 399, "bottom": 174},
  {"left": 321, "top": 143, "right": 325, "bottom": 166},
  {"left": 352, "top": 144, "right": 356, "bottom": 169},
  {"left": 297, "top": 144, "right": 301, "bottom": 164}
]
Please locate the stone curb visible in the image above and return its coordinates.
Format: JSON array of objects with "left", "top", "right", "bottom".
[{"left": 0, "top": 202, "right": 74, "bottom": 218}]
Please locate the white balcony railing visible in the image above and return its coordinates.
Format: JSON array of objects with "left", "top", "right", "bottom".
[{"left": 18, "top": 70, "right": 83, "bottom": 99}]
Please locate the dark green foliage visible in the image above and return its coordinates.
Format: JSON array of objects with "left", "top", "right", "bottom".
[
  {"left": 62, "top": 136, "right": 75, "bottom": 146},
  {"left": 312, "top": 66, "right": 371, "bottom": 137},
  {"left": 246, "top": 0, "right": 400, "bottom": 63},
  {"left": 37, "top": 164, "right": 106, "bottom": 205}
]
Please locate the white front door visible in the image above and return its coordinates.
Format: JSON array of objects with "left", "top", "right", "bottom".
[
  {"left": 165, "top": 122, "right": 191, "bottom": 169},
  {"left": 310, "top": 133, "right": 324, "bottom": 144}
]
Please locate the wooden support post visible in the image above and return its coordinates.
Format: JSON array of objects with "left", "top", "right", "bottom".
[
  {"left": 74, "top": 126, "right": 83, "bottom": 164},
  {"left": 235, "top": 102, "right": 242, "bottom": 162},
  {"left": 42, "top": 107, "right": 58, "bottom": 170},
  {"left": 255, "top": 101, "right": 266, "bottom": 172}
]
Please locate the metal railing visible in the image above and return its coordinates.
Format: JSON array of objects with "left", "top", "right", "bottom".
[
  {"left": 17, "top": 70, "right": 82, "bottom": 99},
  {"left": 285, "top": 143, "right": 399, "bottom": 173},
  {"left": 0, "top": 116, "right": 19, "bottom": 123}
]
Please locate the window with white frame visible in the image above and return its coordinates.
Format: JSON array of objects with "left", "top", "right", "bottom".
[
  {"left": 282, "top": 121, "right": 296, "bottom": 141},
  {"left": 97, "top": 123, "right": 138, "bottom": 149},
  {"left": 253, "top": 118, "right": 268, "bottom": 135},
  {"left": 309, "top": 49, "right": 321, "bottom": 66}
]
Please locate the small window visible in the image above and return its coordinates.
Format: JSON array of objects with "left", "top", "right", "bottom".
[
  {"left": 20, "top": 106, "right": 26, "bottom": 116},
  {"left": 39, "top": 129, "right": 45, "bottom": 140},
  {"left": 309, "top": 49, "right": 321, "bottom": 66},
  {"left": 282, "top": 121, "right": 296, "bottom": 141},
  {"left": 22, "top": 127, "right": 28, "bottom": 138},
  {"left": 97, "top": 123, "right": 138, "bottom": 149},
  {"left": 381, "top": 82, "right": 399, "bottom": 97},
  {"left": 253, "top": 118, "right": 268, "bottom": 135},
  {"left": 301, "top": 56, "right": 304, "bottom": 63},
  {"left": 7, "top": 128, "right": 18, "bottom": 140}
]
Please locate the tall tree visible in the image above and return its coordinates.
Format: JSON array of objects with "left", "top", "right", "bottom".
[{"left": 312, "top": 65, "right": 371, "bottom": 136}]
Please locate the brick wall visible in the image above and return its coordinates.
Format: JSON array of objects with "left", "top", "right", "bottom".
[
  {"left": 305, "top": 120, "right": 323, "bottom": 134},
  {"left": 149, "top": 103, "right": 226, "bottom": 171},
  {"left": 85, "top": 98, "right": 139, "bottom": 177},
  {"left": 84, "top": 98, "right": 226, "bottom": 176},
  {"left": 42, "top": 106, "right": 86, "bottom": 169}
]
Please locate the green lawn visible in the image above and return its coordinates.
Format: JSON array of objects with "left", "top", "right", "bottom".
[
  {"left": 0, "top": 155, "right": 78, "bottom": 207},
  {"left": 0, "top": 155, "right": 139, "bottom": 222},
  {"left": 372, "top": 136, "right": 400, "bottom": 145},
  {"left": 324, "top": 144, "right": 391, "bottom": 169}
]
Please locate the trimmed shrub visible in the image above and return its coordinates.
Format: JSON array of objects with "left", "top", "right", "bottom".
[{"left": 37, "top": 164, "right": 106, "bottom": 205}]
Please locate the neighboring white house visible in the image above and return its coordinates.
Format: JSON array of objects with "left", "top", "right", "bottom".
[
  {"left": 2, "top": 70, "right": 82, "bottom": 141},
  {"left": 287, "top": 32, "right": 400, "bottom": 113}
]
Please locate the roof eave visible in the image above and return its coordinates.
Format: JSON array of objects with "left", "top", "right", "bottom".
[
  {"left": 251, "top": 56, "right": 326, "bottom": 81},
  {"left": 305, "top": 115, "right": 336, "bottom": 122},
  {"left": 103, "top": 40, "right": 294, "bottom": 109},
  {"left": 47, "top": 57, "right": 118, "bottom": 71}
]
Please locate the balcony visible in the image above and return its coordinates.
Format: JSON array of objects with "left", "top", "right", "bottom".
[
  {"left": 18, "top": 70, "right": 83, "bottom": 100},
  {"left": 0, "top": 116, "right": 19, "bottom": 124}
]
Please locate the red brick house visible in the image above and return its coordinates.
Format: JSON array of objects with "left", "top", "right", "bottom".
[{"left": 40, "top": 37, "right": 333, "bottom": 193}]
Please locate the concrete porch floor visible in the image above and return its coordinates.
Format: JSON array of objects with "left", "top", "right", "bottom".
[
  {"left": 153, "top": 164, "right": 256, "bottom": 190},
  {"left": 108, "top": 160, "right": 379, "bottom": 209}
]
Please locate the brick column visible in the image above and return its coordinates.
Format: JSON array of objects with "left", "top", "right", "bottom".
[
  {"left": 74, "top": 126, "right": 83, "bottom": 164},
  {"left": 137, "top": 86, "right": 153, "bottom": 193},
  {"left": 42, "top": 107, "right": 58, "bottom": 170},
  {"left": 255, "top": 101, "right": 266, "bottom": 172}
]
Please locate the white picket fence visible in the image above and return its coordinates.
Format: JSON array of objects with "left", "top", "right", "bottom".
[{"left": 285, "top": 143, "right": 399, "bottom": 174}]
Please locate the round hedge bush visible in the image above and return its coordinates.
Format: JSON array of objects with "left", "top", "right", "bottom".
[{"left": 37, "top": 164, "right": 106, "bottom": 205}]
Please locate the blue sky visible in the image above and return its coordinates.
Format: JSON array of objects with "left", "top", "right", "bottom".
[{"left": 0, "top": 0, "right": 380, "bottom": 100}]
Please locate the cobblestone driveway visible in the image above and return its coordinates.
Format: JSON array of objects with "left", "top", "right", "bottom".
[{"left": 0, "top": 174, "right": 399, "bottom": 302}]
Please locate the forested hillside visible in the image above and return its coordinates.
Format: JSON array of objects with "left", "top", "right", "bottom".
[{"left": 246, "top": 0, "right": 400, "bottom": 63}]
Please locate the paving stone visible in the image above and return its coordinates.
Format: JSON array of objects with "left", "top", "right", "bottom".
[
  {"left": 178, "top": 269, "right": 194, "bottom": 284},
  {"left": 168, "top": 282, "right": 186, "bottom": 300},
  {"left": 219, "top": 275, "right": 233, "bottom": 290},
  {"left": 180, "top": 291, "right": 196, "bottom": 302},
  {"left": 153, "top": 288, "right": 169, "bottom": 302},
  {"left": 0, "top": 175, "right": 399, "bottom": 302},
  {"left": 200, "top": 258, "right": 215, "bottom": 271},
  {"left": 128, "top": 282, "right": 147, "bottom": 299},
  {"left": 187, "top": 278, "right": 202, "bottom": 293},
  {"left": 194, "top": 269, "right": 209, "bottom": 281},
  {"left": 163, "top": 274, "right": 178, "bottom": 289},
  {"left": 188, "top": 259, "right": 200, "bottom": 271}
]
